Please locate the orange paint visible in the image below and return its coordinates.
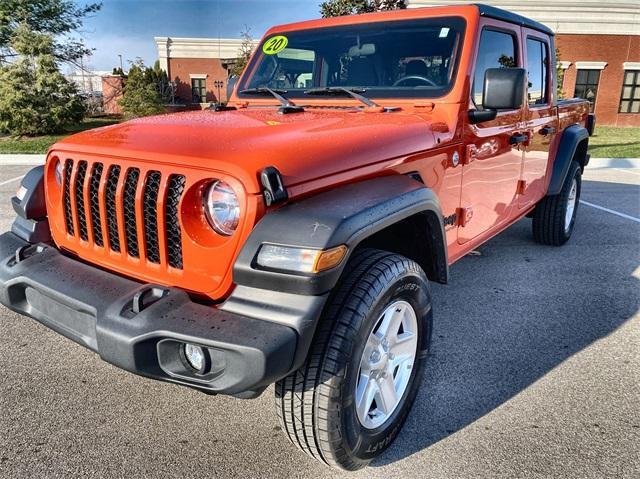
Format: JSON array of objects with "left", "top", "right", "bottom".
[{"left": 45, "top": 5, "right": 588, "bottom": 299}]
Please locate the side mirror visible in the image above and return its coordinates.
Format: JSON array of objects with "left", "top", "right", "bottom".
[{"left": 469, "top": 67, "right": 526, "bottom": 124}]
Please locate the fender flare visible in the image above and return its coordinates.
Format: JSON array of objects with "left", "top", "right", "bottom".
[
  {"left": 547, "top": 124, "right": 589, "bottom": 196},
  {"left": 232, "top": 175, "right": 448, "bottom": 296}
]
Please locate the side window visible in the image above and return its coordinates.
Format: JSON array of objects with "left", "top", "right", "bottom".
[
  {"left": 526, "top": 38, "right": 549, "bottom": 105},
  {"left": 473, "top": 29, "right": 518, "bottom": 108},
  {"left": 575, "top": 70, "right": 600, "bottom": 112}
]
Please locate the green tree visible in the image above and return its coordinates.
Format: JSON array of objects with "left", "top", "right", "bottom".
[
  {"left": 144, "top": 60, "right": 172, "bottom": 103},
  {"left": 118, "top": 60, "right": 165, "bottom": 118},
  {"left": 231, "top": 26, "right": 254, "bottom": 77},
  {"left": 0, "top": 0, "right": 101, "bottom": 65},
  {"left": 320, "top": 0, "right": 405, "bottom": 17},
  {"left": 556, "top": 47, "right": 565, "bottom": 100},
  {"left": 0, "top": 24, "right": 84, "bottom": 135}
]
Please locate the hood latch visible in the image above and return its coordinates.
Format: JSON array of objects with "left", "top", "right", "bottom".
[{"left": 260, "top": 166, "right": 288, "bottom": 206}]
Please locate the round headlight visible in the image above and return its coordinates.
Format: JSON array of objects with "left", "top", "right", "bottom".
[
  {"left": 203, "top": 180, "right": 240, "bottom": 236},
  {"left": 54, "top": 159, "right": 63, "bottom": 186}
]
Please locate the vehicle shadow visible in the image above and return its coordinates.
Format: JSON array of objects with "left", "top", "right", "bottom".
[{"left": 373, "top": 179, "right": 639, "bottom": 466}]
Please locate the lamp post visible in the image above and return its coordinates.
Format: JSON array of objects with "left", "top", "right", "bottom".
[{"left": 214, "top": 80, "right": 224, "bottom": 104}]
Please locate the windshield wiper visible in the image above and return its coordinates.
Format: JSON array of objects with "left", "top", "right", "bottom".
[
  {"left": 304, "top": 87, "right": 380, "bottom": 108},
  {"left": 239, "top": 87, "right": 304, "bottom": 114}
]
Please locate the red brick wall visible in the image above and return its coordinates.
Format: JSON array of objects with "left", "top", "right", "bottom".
[
  {"left": 557, "top": 34, "right": 640, "bottom": 126},
  {"left": 167, "top": 58, "right": 229, "bottom": 105},
  {"left": 101, "top": 75, "right": 124, "bottom": 115}
]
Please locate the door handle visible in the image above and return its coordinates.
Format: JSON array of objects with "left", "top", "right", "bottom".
[
  {"left": 540, "top": 126, "right": 556, "bottom": 136},
  {"left": 509, "top": 133, "right": 528, "bottom": 145}
]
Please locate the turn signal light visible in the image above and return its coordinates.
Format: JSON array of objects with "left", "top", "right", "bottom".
[{"left": 256, "top": 244, "right": 348, "bottom": 273}]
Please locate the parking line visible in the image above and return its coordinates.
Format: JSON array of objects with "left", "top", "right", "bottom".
[
  {"left": 580, "top": 200, "right": 640, "bottom": 223},
  {"left": 0, "top": 175, "right": 24, "bottom": 187}
]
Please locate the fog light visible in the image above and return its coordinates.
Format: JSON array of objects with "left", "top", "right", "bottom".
[{"left": 183, "top": 343, "right": 205, "bottom": 372}]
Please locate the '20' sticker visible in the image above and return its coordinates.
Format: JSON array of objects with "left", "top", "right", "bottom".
[{"left": 263, "top": 35, "right": 288, "bottom": 55}]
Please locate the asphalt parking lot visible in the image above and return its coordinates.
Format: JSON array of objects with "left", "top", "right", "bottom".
[{"left": 0, "top": 164, "right": 638, "bottom": 478}]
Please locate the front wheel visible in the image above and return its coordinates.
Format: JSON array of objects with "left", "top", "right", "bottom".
[
  {"left": 532, "top": 161, "right": 582, "bottom": 245},
  {"left": 275, "top": 249, "right": 432, "bottom": 471}
]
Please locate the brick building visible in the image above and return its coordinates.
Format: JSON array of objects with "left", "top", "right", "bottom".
[
  {"left": 407, "top": 0, "right": 640, "bottom": 126},
  {"left": 154, "top": 37, "right": 256, "bottom": 106}
]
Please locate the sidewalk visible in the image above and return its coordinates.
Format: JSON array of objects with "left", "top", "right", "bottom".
[{"left": 2, "top": 154, "right": 639, "bottom": 168}]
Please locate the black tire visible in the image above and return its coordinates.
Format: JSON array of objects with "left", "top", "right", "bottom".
[
  {"left": 275, "top": 248, "right": 433, "bottom": 471},
  {"left": 532, "top": 161, "right": 582, "bottom": 246}
]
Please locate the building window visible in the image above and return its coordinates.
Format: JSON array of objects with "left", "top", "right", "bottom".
[
  {"left": 619, "top": 70, "right": 640, "bottom": 114},
  {"left": 574, "top": 70, "right": 600, "bottom": 112},
  {"left": 473, "top": 29, "right": 518, "bottom": 108},
  {"left": 526, "top": 38, "right": 549, "bottom": 105},
  {"left": 191, "top": 78, "right": 206, "bottom": 103}
]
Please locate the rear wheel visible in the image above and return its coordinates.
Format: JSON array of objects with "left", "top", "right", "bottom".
[
  {"left": 532, "top": 161, "right": 582, "bottom": 245},
  {"left": 275, "top": 249, "right": 432, "bottom": 470}
]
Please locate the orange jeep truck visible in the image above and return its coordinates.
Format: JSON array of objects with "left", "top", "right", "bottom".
[{"left": 0, "top": 4, "right": 593, "bottom": 471}]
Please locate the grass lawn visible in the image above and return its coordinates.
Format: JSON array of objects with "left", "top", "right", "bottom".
[
  {"left": 0, "top": 118, "right": 120, "bottom": 154},
  {"left": 587, "top": 126, "right": 640, "bottom": 158}
]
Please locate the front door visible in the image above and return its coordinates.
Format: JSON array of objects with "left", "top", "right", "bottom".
[
  {"left": 459, "top": 22, "right": 524, "bottom": 244},
  {"left": 519, "top": 29, "right": 559, "bottom": 208}
]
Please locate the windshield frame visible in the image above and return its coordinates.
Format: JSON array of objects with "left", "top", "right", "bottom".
[{"left": 237, "top": 16, "right": 467, "bottom": 101}]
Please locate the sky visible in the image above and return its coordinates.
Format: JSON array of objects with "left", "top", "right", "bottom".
[{"left": 77, "top": 0, "right": 321, "bottom": 72}]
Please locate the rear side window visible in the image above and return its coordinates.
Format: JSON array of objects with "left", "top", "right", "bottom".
[
  {"left": 526, "top": 38, "right": 549, "bottom": 105},
  {"left": 473, "top": 29, "right": 518, "bottom": 108}
]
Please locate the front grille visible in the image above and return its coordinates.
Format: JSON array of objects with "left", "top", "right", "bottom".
[
  {"left": 105, "top": 165, "right": 121, "bottom": 252},
  {"left": 166, "top": 175, "right": 186, "bottom": 269},
  {"left": 123, "top": 168, "right": 140, "bottom": 258},
  {"left": 143, "top": 171, "right": 161, "bottom": 264},
  {"left": 62, "top": 159, "right": 186, "bottom": 269},
  {"left": 75, "top": 161, "right": 88, "bottom": 241}
]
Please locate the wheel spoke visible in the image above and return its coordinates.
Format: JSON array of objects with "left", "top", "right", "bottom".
[
  {"left": 390, "top": 333, "right": 416, "bottom": 359},
  {"left": 355, "top": 374, "right": 378, "bottom": 421},
  {"left": 377, "top": 375, "right": 398, "bottom": 415},
  {"left": 375, "top": 303, "right": 404, "bottom": 340}
]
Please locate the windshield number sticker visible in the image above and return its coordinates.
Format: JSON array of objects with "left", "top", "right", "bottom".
[{"left": 263, "top": 35, "right": 288, "bottom": 55}]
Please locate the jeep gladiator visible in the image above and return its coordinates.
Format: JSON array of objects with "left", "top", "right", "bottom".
[{"left": 0, "top": 4, "right": 593, "bottom": 471}]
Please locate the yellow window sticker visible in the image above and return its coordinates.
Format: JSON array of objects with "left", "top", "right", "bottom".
[{"left": 263, "top": 35, "right": 288, "bottom": 55}]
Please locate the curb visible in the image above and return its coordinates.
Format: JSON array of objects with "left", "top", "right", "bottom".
[
  {"left": 586, "top": 158, "right": 640, "bottom": 169},
  {"left": 0, "top": 154, "right": 46, "bottom": 165},
  {"left": 0, "top": 154, "right": 638, "bottom": 168}
]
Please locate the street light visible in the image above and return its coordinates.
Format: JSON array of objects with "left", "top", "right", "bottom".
[{"left": 213, "top": 80, "right": 224, "bottom": 104}]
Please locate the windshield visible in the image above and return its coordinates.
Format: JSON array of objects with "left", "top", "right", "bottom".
[{"left": 238, "top": 17, "right": 465, "bottom": 100}]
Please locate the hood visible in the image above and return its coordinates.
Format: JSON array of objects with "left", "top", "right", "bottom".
[{"left": 52, "top": 108, "right": 450, "bottom": 194}]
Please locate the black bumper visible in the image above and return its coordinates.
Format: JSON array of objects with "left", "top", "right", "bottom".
[{"left": 0, "top": 232, "right": 301, "bottom": 397}]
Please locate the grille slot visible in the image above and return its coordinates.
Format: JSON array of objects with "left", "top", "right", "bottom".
[
  {"left": 143, "top": 171, "right": 161, "bottom": 264},
  {"left": 75, "top": 161, "right": 89, "bottom": 241},
  {"left": 56, "top": 159, "right": 186, "bottom": 271},
  {"left": 88, "top": 163, "right": 104, "bottom": 246},
  {"left": 166, "top": 175, "right": 186, "bottom": 269},
  {"left": 123, "top": 168, "right": 140, "bottom": 258},
  {"left": 63, "top": 159, "right": 74, "bottom": 235},
  {"left": 105, "top": 165, "right": 121, "bottom": 252}
]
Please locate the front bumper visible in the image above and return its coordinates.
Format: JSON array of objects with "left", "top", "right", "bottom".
[{"left": 0, "top": 232, "right": 299, "bottom": 397}]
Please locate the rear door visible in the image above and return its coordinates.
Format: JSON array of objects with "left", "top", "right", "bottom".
[
  {"left": 459, "top": 20, "right": 525, "bottom": 244},
  {"left": 519, "top": 29, "right": 559, "bottom": 208}
]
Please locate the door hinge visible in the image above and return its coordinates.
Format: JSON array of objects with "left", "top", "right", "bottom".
[
  {"left": 464, "top": 144, "right": 478, "bottom": 165},
  {"left": 516, "top": 180, "right": 527, "bottom": 195},
  {"left": 457, "top": 206, "right": 474, "bottom": 227}
]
